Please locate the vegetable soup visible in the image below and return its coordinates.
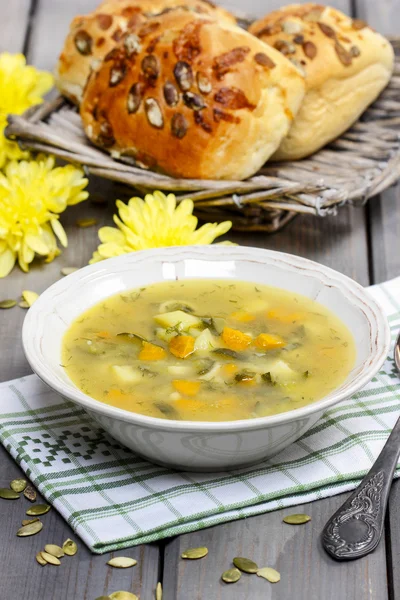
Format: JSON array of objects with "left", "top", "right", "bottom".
[{"left": 62, "top": 279, "right": 356, "bottom": 422}]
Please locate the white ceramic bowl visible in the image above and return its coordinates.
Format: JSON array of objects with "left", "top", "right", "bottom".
[{"left": 23, "top": 246, "right": 390, "bottom": 471}]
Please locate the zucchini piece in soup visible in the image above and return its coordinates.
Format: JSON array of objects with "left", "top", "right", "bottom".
[{"left": 194, "top": 328, "right": 218, "bottom": 352}]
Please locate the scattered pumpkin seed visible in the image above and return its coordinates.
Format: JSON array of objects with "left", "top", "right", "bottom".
[
  {"left": 19, "top": 300, "right": 30, "bottom": 309},
  {"left": 61, "top": 267, "right": 78, "bottom": 276},
  {"left": 95, "top": 597, "right": 111, "bottom": 600},
  {"left": 63, "top": 538, "right": 78, "bottom": 556},
  {"left": 36, "top": 551, "right": 47, "bottom": 566},
  {"left": 0, "top": 300, "right": 16, "bottom": 309},
  {"left": 257, "top": 567, "right": 281, "bottom": 583},
  {"left": 26, "top": 504, "right": 51, "bottom": 516},
  {"left": 283, "top": 514, "right": 311, "bottom": 525},
  {"left": 109, "top": 593, "right": 138, "bottom": 600},
  {"left": 221, "top": 567, "right": 241, "bottom": 583},
  {"left": 17, "top": 521, "right": 43, "bottom": 537},
  {"left": 24, "top": 485, "right": 36, "bottom": 502},
  {"left": 107, "top": 557, "right": 137, "bottom": 569},
  {"left": 156, "top": 582, "right": 162, "bottom": 600},
  {"left": 22, "top": 290, "right": 39, "bottom": 307},
  {"left": 44, "top": 544, "right": 64, "bottom": 558},
  {"left": 40, "top": 551, "right": 61, "bottom": 566},
  {"left": 22, "top": 518, "right": 40, "bottom": 526},
  {"left": 76, "top": 217, "right": 97, "bottom": 228},
  {"left": 10, "top": 479, "right": 27, "bottom": 493},
  {"left": 181, "top": 547, "right": 208, "bottom": 559},
  {"left": 233, "top": 556, "right": 258, "bottom": 573},
  {"left": 0, "top": 488, "right": 20, "bottom": 500}
]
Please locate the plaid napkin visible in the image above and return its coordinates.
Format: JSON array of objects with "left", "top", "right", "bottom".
[{"left": 1, "top": 277, "right": 399, "bottom": 554}]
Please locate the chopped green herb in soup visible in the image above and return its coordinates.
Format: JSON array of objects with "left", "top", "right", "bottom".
[{"left": 62, "top": 280, "right": 356, "bottom": 422}]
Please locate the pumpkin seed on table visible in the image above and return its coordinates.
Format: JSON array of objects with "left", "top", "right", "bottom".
[
  {"left": 17, "top": 520, "right": 43, "bottom": 537},
  {"left": 107, "top": 557, "right": 137, "bottom": 568},
  {"left": 76, "top": 217, "right": 97, "bottom": 228},
  {"left": 19, "top": 300, "right": 30, "bottom": 308},
  {"left": 22, "top": 518, "right": 40, "bottom": 526},
  {"left": 40, "top": 551, "right": 61, "bottom": 566},
  {"left": 156, "top": 582, "right": 162, "bottom": 600},
  {"left": 0, "top": 488, "right": 20, "bottom": 499},
  {"left": 109, "top": 593, "right": 138, "bottom": 600},
  {"left": 0, "top": 300, "right": 16, "bottom": 309},
  {"left": 181, "top": 546, "right": 208, "bottom": 559},
  {"left": 257, "top": 567, "right": 281, "bottom": 583},
  {"left": 61, "top": 267, "right": 78, "bottom": 276},
  {"left": 233, "top": 556, "right": 258, "bottom": 573},
  {"left": 44, "top": 544, "right": 64, "bottom": 558},
  {"left": 10, "top": 479, "right": 27, "bottom": 492},
  {"left": 221, "top": 567, "right": 241, "bottom": 583},
  {"left": 36, "top": 552, "right": 47, "bottom": 566},
  {"left": 26, "top": 504, "right": 51, "bottom": 516},
  {"left": 63, "top": 538, "right": 78, "bottom": 556},
  {"left": 24, "top": 485, "right": 36, "bottom": 502},
  {"left": 22, "top": 290, "right": 39, "bottom": 307},
  {"left": 283, "top": 513, "right": 311, "bottom": 525},
  {"left": 95, "top": 597, "right": 112, "bottom": 600}
]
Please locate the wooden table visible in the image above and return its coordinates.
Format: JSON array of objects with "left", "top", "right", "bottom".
[{"left": 0, "top": 0, "right": 399, "bottom": 598}]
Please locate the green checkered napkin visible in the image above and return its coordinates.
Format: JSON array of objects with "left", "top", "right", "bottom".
[{"left": 1, "top": 278, "right": 399, "bottom": 554}]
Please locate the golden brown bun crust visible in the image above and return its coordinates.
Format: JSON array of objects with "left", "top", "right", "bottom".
[
  {"left": 55, "top": 0, "right": 236, "bottom": 104},
  {"left": 249, "top": 3, "right": 394, "bottom": 160},
  {"left": 80, "top": 10, "right": 305, "bottom": 180}
]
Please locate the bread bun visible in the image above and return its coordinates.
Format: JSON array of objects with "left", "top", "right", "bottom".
[
  {"left": 80, "top": 9, "right": 305, "bottom": 180},
  {"left": 249, "top": 3, "right": 394, "bottom": 160},
  {"left": 55, "top": 0, "right": 237, "bottom": 105}
]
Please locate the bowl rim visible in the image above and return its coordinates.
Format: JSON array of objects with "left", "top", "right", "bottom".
[{"left": 22, "top": 245, "right": 391, "bottom": 433}]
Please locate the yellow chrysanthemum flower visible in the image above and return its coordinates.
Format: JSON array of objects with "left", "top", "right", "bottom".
[
  {"left": 90, "top": 191, "right": 232, "bottom": 263},
  {"left": 0, "top": 156, "right": 89, "bottom": 277},
  {"left": 0, "top": 53, "right": 53, "bottom": 168}
]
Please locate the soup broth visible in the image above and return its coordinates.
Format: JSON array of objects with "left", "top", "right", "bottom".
[{"left": 62, "top": 279, "right": 356, "bottom": 422}]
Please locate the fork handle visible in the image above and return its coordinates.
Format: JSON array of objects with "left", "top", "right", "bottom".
[{"left": 322, "top": 414, "right": 400, "bottom": 560}]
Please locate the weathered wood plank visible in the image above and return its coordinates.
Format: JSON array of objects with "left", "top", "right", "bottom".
[
  {"left": 163, "top": 495, "right": 388, "bottom": 600},
  {"left": 231, "top": 205, "right": 370, "bottom": 286},
  {"left": 357, "top": 2, "right": 400, "bottom": 599},
  {"left": 27, "top": 0, "right": 99, "bottom": 70},
  {"left": 0, "top": 1, "right": 32, "bottom": 54},
  {"left": 356, "top": 0, "right": 400, "bottom": 559},
  {"left": 355, "top": 0, "right": 400, "bottom": 36},
  {"left": 367, "top": 186, "right": 400, "bottom": 283}
]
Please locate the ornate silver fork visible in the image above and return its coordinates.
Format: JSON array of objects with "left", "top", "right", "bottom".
[{"left": 322, "top": 332, "right": 400, "bottom": 560}]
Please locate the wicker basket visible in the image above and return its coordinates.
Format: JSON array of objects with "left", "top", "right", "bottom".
[{"left": 5, "top": 39, "right": 400, "bottom": 232}]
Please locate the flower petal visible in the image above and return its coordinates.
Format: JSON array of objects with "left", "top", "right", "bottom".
[
  {"left": 24, "top": 233, "right": 50, "bottom": 255},
  {"left": 191, "top": 221, "right": 232, "bottom": 244},
  {"left": 97, "top": 242, "right": 126, "bottom": 259},
  {"left": 51, "top": 219, "right": 68, "bottom": 248},
  {"left": 89, "top": 251, "right": 103, "bottom": 264},
  {"left": 98, "top": 226, "right": 125, "bottom": 245},
  {"left": 0, "top": 247, "right": 16, "bottom": 277}
]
